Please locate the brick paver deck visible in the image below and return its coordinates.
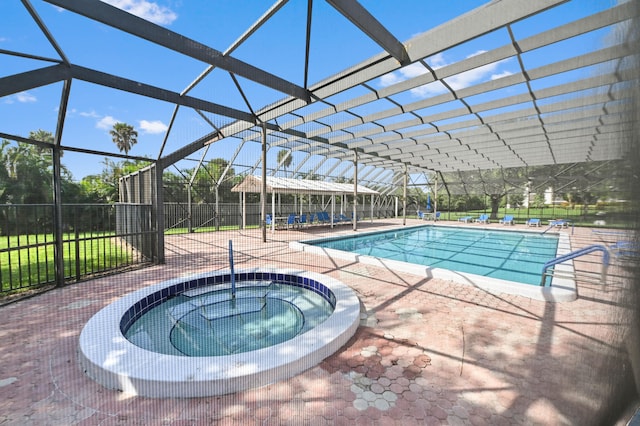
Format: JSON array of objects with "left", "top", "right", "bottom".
[{"left": 0, "top": 219, "right": 634, "bottom": 425}]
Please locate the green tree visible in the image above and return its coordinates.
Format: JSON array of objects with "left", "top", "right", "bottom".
[
  {"left": 0, "top": 131, "right": 86, "bottom": 234},
  {"left": 110, "top": 122, "right": 138, "bottom": 154},
  {"left": 30, "top": 129, "right": 55, "bottom": 145},
  {"left": 190, "top": 158, "right": 236, "bottom": 203},
  {"left": 162, "top": 170, "right": 189, "bottom": 204},
  {"left": 0, "top": 131, "right": 76, "bottom": 204},
  {"left": 507, "top": 192, "right": 524, "bottom": 208},
  {"left": 80, "top": 158, "right": 151, "bottom": 203},
  {"left": 277, "top": 149, "right": 292, "bottom": 177}
]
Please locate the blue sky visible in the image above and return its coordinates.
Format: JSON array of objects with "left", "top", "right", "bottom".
[{"left": 1, "top": 0, "right": 616, "bottom": 181}]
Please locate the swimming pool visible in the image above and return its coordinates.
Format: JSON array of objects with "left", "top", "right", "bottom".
[{"left": 291, "top": 224, "right": 575, "bottom": 301}]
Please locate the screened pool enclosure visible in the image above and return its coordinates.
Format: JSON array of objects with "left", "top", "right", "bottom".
[{"left": 1, "top": 0, "right": 638, "bottom": 294}]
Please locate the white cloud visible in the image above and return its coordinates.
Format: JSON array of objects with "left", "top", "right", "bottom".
[
  {"left": 139, "top": 119, "right": 168, "bottom": 134},
  {"left": 467, "top": 50, "right": 488, "bottom": 59},
  {"left": 378, "top": 50, "right": 512, "bottom": 98},
  {"left": 380, "top": 62, "right": 429, "bottom": 87},
  {"left": 96, "top": 115, "right": 119, "bottom": 130},
  {"left": 444, "top": 64, "right": 500, "bottom": 91},
  {"left": 101, "top": 0, "right": 177, "bottom": 25},
  {"left": 379, "top": 72, "right": 402, "bottom": 87},
  {"left": 16, "top": 91, "right": 37, "bottom": 103},
  {"left": 80, "top": 110, "right": 100, "bottom": 118},
  {"left": 410, "top": 81, "right": 448, "bottom": 98},
  {"left": 491, "top": 70, "right": 514, "bottom": 80},
  {"left": 428, "top": 52, "right": 447, "bottom": 69}
]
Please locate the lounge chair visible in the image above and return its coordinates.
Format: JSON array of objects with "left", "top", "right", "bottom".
[
  {"left": 610, "top": 241, "right": 640, "bottom": 259},
  {"left": 420, "top": 211, "right": 438, "bottom": 220},
  {"left": 338, "top": 213, "right": 352, "bottom": 224},
  {"left": 526, "top": 218, "right": 540, "bottom": 227},
  {"left": 317, "top": 211, "right": 334, "bottom": 225},
  {"left": 313, "top": 212, "right": 323, "bottom": 224},
  {"left": 316, "top": 211, "right": 328, "bottom": 225},
  {"left": 550, "top": 219, "right": 569, "bottom": 228},
  {"left": 458, "top": 216, "right": 473, "bottom": 223},
  {"left": 286, "top": 213, "right": 298, "bottom": 229},
  {"left": 500, "top": 215, "right": 514, "bottom": 225},
  {"left": 474, "top": 214, "right": 489, "bottom": 224},
  {"left": 266, "top": 214, "right": 278, "bottom": 229},
  {"left": 331, "top": 213, "right": 352, "bottom": 225},
  {"left": 320, "top": 211, "right": 331, "bottom": 224},
  {"left": 298, "top": 213, "right": 308, "bottom": 227}
]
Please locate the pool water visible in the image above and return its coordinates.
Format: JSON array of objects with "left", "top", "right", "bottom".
[
  {"left": 307, "top": 226, "right": 559, "bottom": 285},
  {"left": 125, "top": 281, "right": 333, "bottom": 356}
]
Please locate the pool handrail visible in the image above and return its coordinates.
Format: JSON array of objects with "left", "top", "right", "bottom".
[{"left": 540, "top": 244, "right": 610, "bottom": 286}]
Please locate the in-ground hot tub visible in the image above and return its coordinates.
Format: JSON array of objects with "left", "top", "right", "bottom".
[{"left": 78, "top": 268, "right": 360, "bottom": 397}]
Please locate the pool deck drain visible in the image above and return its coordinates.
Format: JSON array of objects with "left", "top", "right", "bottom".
[{"left": 0, "top": 219, "right": 635, "bottom": 424}]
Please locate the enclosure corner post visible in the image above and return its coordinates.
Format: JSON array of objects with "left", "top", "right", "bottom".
[
  {"left": 261, "top": 122, "right": 267, "bottom": 243},
  {"left": 153, "top": 162, "right": 165, "bottom": 264},
  {"left": 52, "top": 146, "right": 65, "bottom": 287},
  {"left": 52, "top": 79, "right": 71, "bottom": 287},
  {"left": 353, "top": 150, "right": 358, "bottom": 231},
  {"left": 402, "top": 165, "right": 408, "bottom": 226}
]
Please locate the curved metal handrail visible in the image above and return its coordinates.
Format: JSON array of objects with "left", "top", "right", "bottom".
[{"left": 540, "top": 244, "right": 610, "bottom": 286}]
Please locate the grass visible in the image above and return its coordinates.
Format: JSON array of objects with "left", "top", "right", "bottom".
[
  {"left": 1, "top": 224, "right": 260, "bottom": 295},
  {"left": 0, "top": 231, "right": 133, "bottom": 294}
]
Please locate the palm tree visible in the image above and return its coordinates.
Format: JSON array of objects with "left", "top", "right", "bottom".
[
  {"left": 110, "top": 122, "right": 138, "bottom": 154},
  {"left": 30, "top": 129, "right": 55, "bottom": 145},
  {"left": 277, "top": 149, "right": 292, "bottom": 177}
]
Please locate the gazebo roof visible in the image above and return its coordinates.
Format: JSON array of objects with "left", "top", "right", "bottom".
[{"left": 231, "top": 175, "right": 379, "bottom": 196}]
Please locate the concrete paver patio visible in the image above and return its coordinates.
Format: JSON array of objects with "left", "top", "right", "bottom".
[{"left": 0, "top": 219, "right": 635, "bottom": 425}]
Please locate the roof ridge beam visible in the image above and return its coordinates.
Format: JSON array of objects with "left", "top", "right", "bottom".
[{"left": 327, "top": 0, "right": 409, "bottom": 65}]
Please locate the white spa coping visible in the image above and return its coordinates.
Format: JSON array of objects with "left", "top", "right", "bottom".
[{"left": 78, "top": 268, "right": 360, "bottom": 398}]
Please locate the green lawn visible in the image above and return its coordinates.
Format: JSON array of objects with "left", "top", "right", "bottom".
[{"left": 0, "top": 232, "right": 132, "bottom": 294}]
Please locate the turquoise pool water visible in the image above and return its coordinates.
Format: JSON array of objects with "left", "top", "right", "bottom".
[
  {"left": 125, "top": 281, "right": 333, "bottom": 356},
  {"left": 306, "top": 225, "right": 559, "bottom": 285}
]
